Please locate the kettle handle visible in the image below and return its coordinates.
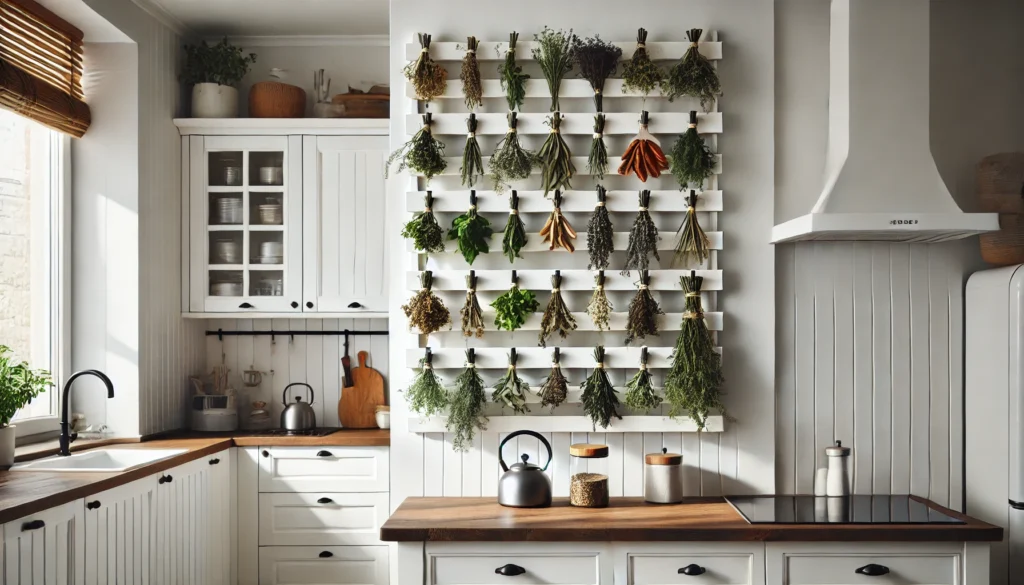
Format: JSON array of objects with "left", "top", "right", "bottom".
[
  {"left": 498, "top": 430, "right": 553, "bottom": 472},
  {"left": 282, "top": 382, "right": 315, "bottom": 405}
]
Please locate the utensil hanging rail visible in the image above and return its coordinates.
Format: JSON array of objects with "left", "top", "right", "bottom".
[{"left": 206, "top": 328, "right": 389, "bottom": 341}]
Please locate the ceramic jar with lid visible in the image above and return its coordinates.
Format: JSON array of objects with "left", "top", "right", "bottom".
[
  {"left": 644, "top": 448, "right": 683, "bottom": 504},
  {"left": 569, "top": 443, "right": 609, "bottom": 508},
  {"left": 825, "top": 440, "right": 852, "bottom": 496}
]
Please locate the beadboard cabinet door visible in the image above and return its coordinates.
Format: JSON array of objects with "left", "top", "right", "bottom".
[
  {"left": 153, "top": 457, "right": 211, "bottom": 585},
  {"left": 83, "top": 478, "right": 156, "bottom": 585},
  {"left": 302, "top": 136, "right": 389, "bottom": 314},
  {"left": 3, "top": 500, "right": 84, "bottom": 585}
]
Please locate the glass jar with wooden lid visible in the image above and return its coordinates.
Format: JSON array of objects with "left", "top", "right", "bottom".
[
  {"left": 569, "top": 443, "right": 610, "bottom": 508},
  {"left": 644, "top": 448, "right": 683, "bottom": 504}
]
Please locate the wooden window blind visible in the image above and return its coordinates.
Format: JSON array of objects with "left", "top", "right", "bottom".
[{"left": 0, "top": 0, "right": 90, "bottom": 136}]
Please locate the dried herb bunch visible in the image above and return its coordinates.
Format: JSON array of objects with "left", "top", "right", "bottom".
[
  {"left": 586, "top": 271, "right": 613, "bottom": 331},
  {"left": 406, "top": 348, "right": 448, "bottom": 417},
  {"left": 460, "top": 114, "right": 484, "bottom": 187},
  {"left": 539, "top": 347, "right": 569, "bottom": 410},
  {"left": 669, "top": 111, "right": 715, "bottom": 189},
  {"left": 622, "top": 28, "right": 662, "bottom": 100},
  {"left": 663, "top": 29, "right": 722, "bottom": 111},
  {"left": 586, "top": 186, "right": 614, "bottom": 270},
  {"left": 674, "top": 190, "right": 711, "bottom": 266},
  {"left": 625, "top": 270, "right": 663, "bottom": 345},
  {"left": 446, "top": 349, "right": 488, "bottom": 452},
  {"left": 618, "top": 111, "right": 669, "bottom": 182},
  {"left": 402, "top": 271, "right": 452, "bottom": 334},
  {"left": 491, "top": 272, "right": 539, "bottom": 332},
  {"left": 574, "top": 35, "right": 622, "bottom": 111},
  {"left": 538, "top": 112, "right": 575, "bottom": 196},
  {"left": 587, "top": 113, "right": 609, "bottom": 179},
  {"left": 540, "top": 191, "right": 577, "bottom": 252},
  {"left": 499, "top": 32, "right": 529, "bottom": 111},
  {"left": 460, "top": 36, "right": 483, "bottom": 110},
  {"left": 401, "top": 192, "right": 445, "bottom": 254},
  {"left": 404, "top": 33, "right": 447, "bottom": 103},
  {"left": 448, "top": 191, "right": 493, "bottom": 264},
  {"left": 664, "top": 272, "right": 725, "bottom": 430},
  {"left": 492, "top": 348, "right": 530, "bottom": 414},
  {"left": 460, "top": 271, "right": 485, "bottom": 338},
  {"left": 386, "top": 113, "right": 447, "bottom": 181},
  {"left": 532, "top": 27, "right": 578, "bottom": 112},
  {"left": 539, "top": 270, "right": 577, "bottom": 347},
  {"left": 624, "top": 347, "right": 661, "bottom": 413},
  {"left": 581, "top": 346, "right": 622, "bottom": 430},
  {"left": 622, "top": 190, "right": 660, "bottom": 274},
  {"left": 502, "top": 191, "right": 528, "bottom": 263},
  {"left": 490, "top": 112, "right": 536, "bottom": 193}
]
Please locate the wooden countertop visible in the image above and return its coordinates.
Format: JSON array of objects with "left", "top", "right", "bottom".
[{"left": 380, "top": 497, "right": 1003, "bottom": 543}]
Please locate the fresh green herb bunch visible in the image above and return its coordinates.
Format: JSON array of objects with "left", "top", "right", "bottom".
[
  {"left": 674, "top": 190, "right": 711, "bottom": 266},
  {"left": 402, "top": 271, "right": 452, "bottom": 335},
  {"left": 580, "top": 346, "right": 622, "bottom": 430},
  {"left": 587, "top": 113, "right": 609, "bottom": 179},
  {"left": 621, "top": 28, "right": 662, "bottom": 99},
  {"left": 663, "top": 29, "right": 722, "bottom": 111},
  {"left": 461, "top": 36, "right": 483, "bottom": 110},
  {"left": 490, "top": 112, "right": 537, "bottom": 194},
  {"left": 180, "top": 38, "right": 257, "bottom": 87},
  {"left": 402, "top": 192, "right": 445, "bottom": 254},
  {"left": 386, "top": 113, "right": 447, "bottom": 181},
  {"left": 502, "top": 191, "right": 528, "bottom": 263},
  {"left": 539, "top": 270, "right": 577, "bottom": 347},
  {"left": 625, "top": 270, "right": 663, "bottom": 345},
  {"left": 574, "top": 35, "right": 622, "bottom": 110},
  {"left": 461, "top": 271, "right": 485, "bottom": 338},
  {"left": 404, "top": 33, "right": 448, "bottom": 102},
  {"left": 461, "top": 113, "right": 484, "bottom": 187},
  {"left": 448, "top": 191, "right": 493, "bottom": 264},
  {"left": 499, "top": 32, "right": 529, "bottom": 111},
  {"left": 669, "top": 111, "right": 715, "bottom": 189},
  {"left": 624, "top": 347, "right": 661, "bottom": 413},
  {"left": 532, "top": 27, "right": 578, "bottom": 111},
  {"left": 0, "top": 345, "right": 51, "bottom": 427},
  {"left": 664, "top": 272, "right": 725, "bottom": 430},
  {"left": 405, "top": 348, "right": 448, "bottom": 417},
  {"left": 539, "top": 348, "right": 569, "bottom": 410},
  {"left": 586, "top": 271, "right": 613, "bottom": 331},
  {"left": 492, "top": 348, "right": 531, "bottom": 414},
  {"left": 491, "top": 272, "right": 539, "bottom": 331},
  {"left": 446, "top": 349, "right": 489, "bottom": 451},
  {"left": 622, "top": 190, "right": 660, "bottom": 275},
  {"left": 538, "top": 113, "right": 575, "bottom": 197},
  {"left": 587, "top": 186, "right": 614, "bottom": 270}
]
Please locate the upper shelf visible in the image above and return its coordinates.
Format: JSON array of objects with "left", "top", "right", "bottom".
[
  {"left": 405, "top": 41, "right": 722, "bottom": 62},
  {"left": 173, "top": 118, "right": 390, "bottom": 136}
]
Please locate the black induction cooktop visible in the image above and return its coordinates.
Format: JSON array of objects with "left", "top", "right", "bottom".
[{"left": 724, "top": 495, "right": 965, "bottom": 525}]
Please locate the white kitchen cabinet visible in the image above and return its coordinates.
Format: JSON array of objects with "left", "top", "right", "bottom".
[
  {"left": 153, "top": 456, "right": 212, "bottom": 585},
  {"left": 258, "top": 492, "right": 389, "bottom": 546},
  {"left": 3, "top": 500, "right": 84, "bottom": 585},
  {"left": 82, "top": 477, "right": 156, "bottom": 585},
  {"left": 258, "top": 446, "right": 390, "bottom": 493},
  {"left": 619, "top": 543, "right": 764, "bottom": 585},
  {"left": 426, "top": 543, "right": 609, "bottom": 585},
  {"left": 765, "top": 542, "right": 984, "bottom": 585},
  {"left": 258, "top": 545, "right": 389, "bottom": 585}
]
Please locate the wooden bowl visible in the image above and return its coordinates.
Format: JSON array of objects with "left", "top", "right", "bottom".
[{"left": 249, "top": 81, "right": 306, "bottom": 118}]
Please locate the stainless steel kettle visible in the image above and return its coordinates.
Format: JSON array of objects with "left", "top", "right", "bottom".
[
  {"left": 498, "top": 430, "right": 553, "bottom": 508},
  {"left": 281, "top": 382, "right": 316, "bottom": 431}
]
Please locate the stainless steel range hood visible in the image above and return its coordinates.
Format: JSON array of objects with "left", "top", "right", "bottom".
[{"left": 771, "top": 0, "right": 998, "bottom": 244}]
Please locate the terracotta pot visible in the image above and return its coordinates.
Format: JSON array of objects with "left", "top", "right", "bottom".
[
  {"left": 0, "top": 425, "right": 15, "bottom": 468},
  {"left": 249, "top": 81, "right": 306, "bottom": 118},
  {"left": 191, "top": 83, "right": 239, "bottom": 118}
]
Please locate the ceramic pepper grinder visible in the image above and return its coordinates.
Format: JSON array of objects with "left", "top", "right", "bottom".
[{"left": 825, "top": 440, "right": 851, "bottom": 497}]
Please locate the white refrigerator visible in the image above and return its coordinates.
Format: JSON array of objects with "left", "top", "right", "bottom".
[{"left": 966, "top": 264, "right": 1024, "bottom": 585}]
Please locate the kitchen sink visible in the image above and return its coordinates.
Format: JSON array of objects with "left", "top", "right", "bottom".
[{"left": 11, "top": 448, "right": 187, "bottom": 472}]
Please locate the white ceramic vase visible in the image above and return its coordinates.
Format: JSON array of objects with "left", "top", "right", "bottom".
[
  {"left": 0, "top": 425, "right": 15, "bottom": 468},
  {"left": 191, "top": 83, "right": 239, "bottom": 118}
]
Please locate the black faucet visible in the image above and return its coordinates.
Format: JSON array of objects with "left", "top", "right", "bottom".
[{"left": 59, "top": 370, "right": 114, "bottom": 456}]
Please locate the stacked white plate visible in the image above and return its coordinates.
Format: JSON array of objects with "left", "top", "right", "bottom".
[
  {"left": 215, "top": 197, "right": 243, "bottom": 224},
  {"left": 257, "top": 241, "right": 283, "bottom": 264},
  {"left": 258, "top": 204, "right": 282, "bottom": 225},
  {"left": 210, "top": 281, "right": 243, "bottom": 297}
]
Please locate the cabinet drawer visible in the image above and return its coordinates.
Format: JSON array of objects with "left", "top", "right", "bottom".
[
  {"left": 783, "top": 554, "right": 958, "bottom": 585},
  {"left": 630, "top": 554, "right": 752, "bottom": 585},
  {"left": 430, "top": 552, "right": 601, "bottom": 585},
  {"left": 258, "top": 446, "right": 389, "bottom": 492},
  {"left": 258, "top": 492, "right": 388, "bottom": 546},
  {"left": 258, "top": 545, "right": 388, "bottom": 585}
]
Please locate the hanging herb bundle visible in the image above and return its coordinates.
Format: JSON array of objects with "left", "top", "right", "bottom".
[
  {"left": 461, "top": 113, "right": 484, "bottom": 187},
  {"left": 460, "top": 36, "right": 483, "bottom": 110},
  {"left": 446, "top": 349, "right": 489, "bottom": 452},
  {"left": 587, "top": 112, "right": 609, "bottom": 179},
  {"left": 490, "top": 112, "right": 536, "bottom": 193},
  {"left": 539, "top": 347, "right": 569, "bottom": 410},
  {"left": 663, "top": 28, "right": 722, "bottom": 111},
  {"left": 502, "top": 191, "right": 527, "bottom": 263},
  {"left": 498, "top": 31, "right": 529, "bottom": 111},
  {"left": 540, "top": 191, "right": 577, "bottom": 252},
  {"left": 625, "top": 270, "right": 663, "bottom": 345},
  {"left": 586, "top": 271, "right": 613, "bottom": 331},
  {"left": 532, "top": 26, "right": 578, "bottom": 112},
  {"left": 406, "top": 348, "right": 448, "bottom": 417},
  {"left": 674, "top": 190, "right": 711, "bottom": 266},
  {"left": 621, "top": 28, "right": 662, "bottom": 100},
  {"left": 664, "top": 272, "right": 725, "bottom": 430},
  {"left": 492, "top": 348, "right": 530, "bottom": 414},
  {"left": 539, "top": 270, "right": 577, "bottom": 347},
  {"left": 448, "top": 191, "right": 493, "bottom": 264},
  {"left": 624, "top": 347, "right": 661, "bottom": 413},
  {"left": 386, "top": 113, "right": 447, "bottom": 181},
  {"left": 402, "top": 271, "right": 452, "bottom": 334},
  {"left": 538, "top": 112, "right": 575, "bottom": 196},
  {"left": 460, "top": 271, "right": 485, "bottom": 338},
  {"left": 574, "top": 35, "right": 622, "bottom": 111},
  {"left": 622, "top": 190, "right": 660, "bottom": 274},
  {"left": 618, "top": 111, "right": 669, "bottom": 181},
  {"left": 491, "top": 271, "right": 539, "bottom": 332},
  {"left": 586, "top": 186, "right": 614, "bottom": 270},
  {"left": 403, "top": 33, "right": 447, "bottom": 103},
  {"left": 580, "top": 346, "right": 622, "bottom": 430},
  {"left": 401, "top": 192, "right": 445, "bottom": 254},
  {"left": 669, "top": 111, "right": 715, "bottom": 189}
]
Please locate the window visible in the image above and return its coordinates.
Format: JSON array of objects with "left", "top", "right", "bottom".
[{"left": 0, "top": 107, "right": 69, "bottom": 438}]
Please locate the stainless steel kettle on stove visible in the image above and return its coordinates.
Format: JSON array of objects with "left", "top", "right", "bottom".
[
  {"left": 281, "top": 382, "right": 316, "bottom": 431},
  {"left": 497, "top": 430, "right": 553, "bottom": 508}
]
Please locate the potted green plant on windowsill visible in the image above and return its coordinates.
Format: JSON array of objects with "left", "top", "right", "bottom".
[
  {"left": 181, "top": 38, "right": 257, "bottom": 118},
  {"left": 0, "top": 346, "right": 52, "bottom": 467}
]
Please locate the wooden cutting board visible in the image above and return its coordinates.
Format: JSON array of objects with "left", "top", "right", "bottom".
[{"left": 339, "top": 351, "right": 386, "bottom": 429}]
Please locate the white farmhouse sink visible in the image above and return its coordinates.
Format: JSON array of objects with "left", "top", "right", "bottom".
[{"left": 11, "top": 448, "right": 187, "bottom": 472}]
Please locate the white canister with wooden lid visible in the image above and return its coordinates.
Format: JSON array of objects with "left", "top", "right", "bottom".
[{"left": 644, "top": 448, "right": 683, "bottom": 504}]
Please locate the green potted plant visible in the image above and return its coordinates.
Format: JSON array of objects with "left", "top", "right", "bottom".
[
  {"left": 0, "top": 346, "right": 51, "bottom": 467},
  {"left": 181, "top": 38, "right": 257, "bottom": 118}
]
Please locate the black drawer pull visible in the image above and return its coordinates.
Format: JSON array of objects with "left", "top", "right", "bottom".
[
  {"left": 158, "top": 474, "right": 173, "bottom": 484},
  {"left": 495, "top": 564, "right": 526, "bottom": 577},
  {"left": 306, "top": 301, "right": 314, "bottom": 309},
  {"left": 855, "top": 564, "right": 891, "bottom": 577},
  {"left": 209, "top": 458, "right": 220, "bottom": 465},
  {"left": 262, "top": 450, "right": 270, "bottom": 458},
  {"left": 316, "top": 450, "right": 333, "bottom": 457},
  {"left": 347, "top": 302, "right": 362, "bottom": 309},
  {"left": 678, "top": 564, "right": 706, "bottom": 576},
  {"left": 291, "top": 301, "right": 299, "bottom": 309},
  {"left": 21, "top": 520, "right": 44, "bottom": 531},
  {"left": 239, "top": 302, "right": 254, "bottom": 309},
  {"left": 86, "top": 501, "right": 101, "bottom": 510},
  {"left": 317, "top": 497, "right": 333, "bottom": 504},
  {"left": 319, "top": 551, "right": 334, "bottom": 558}
]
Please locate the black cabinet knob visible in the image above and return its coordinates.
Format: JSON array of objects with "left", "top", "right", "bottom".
[
  {"left": 262, "top": 450, "right": 270, "bottom": 458},
  {"left": 291, "top": 301, "right": 299, "bottom": 308},
  {"left": 317, "top": 497, "right": 334, "bottom": 504},
  {"left": 86, "top": 501, "right": 101, "bottom": 510},
  {"left": 678, "top": 564, "right": 706, "bottom": 576},
  {"left": 306, "top": 301, "right": 314, "bottom": 309},
  {"left": 239, "top": 302, "right": 254, "bottom": 309},
  {"left": 319, "top": 551, "right": 334, "bottom": 558},
  {"left": 159, "top": 474, "right": 173, "bottom": 484},
  {"left": 347, "top": 302, "right": 362, "bottom": 309},
  {"left": 21, "top": 520, "right": 45, "bottom": 531},
  {"left": 495, "top": 564, "right": 526, "bottom": 577},
  {"left": 209, "top": 458, "right": 220, "bottom": 465},
  {"left": 158, "top": 475, "right": 167, "bottom": 484},
  {"left": 316, "top": 450, "right": 333, "bottom": 457},
  {"left": 855, "top": 564, "right": 890, "bottom": 577}
]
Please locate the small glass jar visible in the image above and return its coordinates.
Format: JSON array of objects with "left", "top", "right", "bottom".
[
  {"left": 569, "top": 443, "right": 609, "bottom": 508},
  {"left": 644, "top": 448, "right": 683, "bottom": 504}
]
